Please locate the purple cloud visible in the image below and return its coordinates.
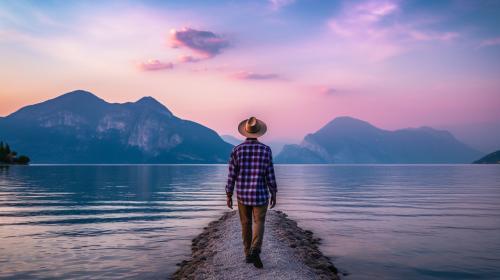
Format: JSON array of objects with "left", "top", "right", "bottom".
[
  {"left": 306, "top": 85, "right": 356, "bottom": 97},
  {"left": 170, "top": 27, "right": 229, "bottom": 58},
  {"left": 232, "top": 71, "right": 280, "bottom": 80},
  {"left": 178, "top": 55, "right": 202, "bottom": 63},
  {"left": 319, "top": 87, "right": 339, "bottom": 95},
  {"left": 139, "top": 60, "right": 173, "bottom": 71}
]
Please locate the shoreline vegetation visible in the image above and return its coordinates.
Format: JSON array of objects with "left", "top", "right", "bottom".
[
  {"left": 0, "top": 142, "right": 30, "bottom": 165},
  {"left": 172, "top": 210, "right": 340, "bottom": 280}
]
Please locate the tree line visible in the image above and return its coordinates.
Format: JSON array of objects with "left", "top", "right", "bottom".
[{"left": 0, "top": 141, "right": 30, "bottom": 164}]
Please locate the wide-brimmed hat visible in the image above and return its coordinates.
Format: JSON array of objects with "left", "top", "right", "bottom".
[{"left": 238, "top": 116, "right": 267, "bottom": 138}]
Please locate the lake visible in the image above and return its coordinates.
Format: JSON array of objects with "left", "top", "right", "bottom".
[{"left": 1, "top": 165, "right": 499, "bottom": 279}]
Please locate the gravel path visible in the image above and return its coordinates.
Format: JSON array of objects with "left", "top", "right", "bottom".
[{"left": 172, "top": 210, "right": 339, "bottom": 280}]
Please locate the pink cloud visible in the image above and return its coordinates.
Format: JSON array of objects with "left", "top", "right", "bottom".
[
  {"left": 231, "top": 71, "right": 280, "bottom": 80},
  {"left": 138, "top": 59, "right": 173, "bottom": 71},
  {"left": 169, "top": 27, "right": 229, "bottom": 58},
  {"left": 478, "top": 37, "right": 500, "bottom": 48}
]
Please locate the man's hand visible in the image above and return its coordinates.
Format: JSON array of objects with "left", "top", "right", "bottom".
[
  {"left": 226, "top": 193, "right": 233, "bottom": 209},
  {"left": 270, "top": 193, "right": 276, "bottom": 209}
]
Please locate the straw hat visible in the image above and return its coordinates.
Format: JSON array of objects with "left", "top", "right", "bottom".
[{"left": 238, "top": 116, "right": 267, "bottom": 138}]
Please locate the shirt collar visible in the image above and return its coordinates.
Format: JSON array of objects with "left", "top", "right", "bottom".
[{"left": 245, "top": 138, "right": 259, "bottom": 143}]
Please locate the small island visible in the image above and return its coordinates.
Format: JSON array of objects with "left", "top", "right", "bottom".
[
  {"left": 473, "top": 150, "right": 500, "bottom": 164},
  {"left": 0, "top": 141, "right": 30, "bottom": 165}
]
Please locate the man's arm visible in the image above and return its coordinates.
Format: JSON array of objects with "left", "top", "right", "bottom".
[
  {"left": 225, "top": 149, "right": 238, "bottom": 208},
  {"left": 266, "top": 148, "right": 277, "bottom": 208}
]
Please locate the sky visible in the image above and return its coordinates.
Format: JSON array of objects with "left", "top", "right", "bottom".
[{"left": 1, "top": 0, "right": 499, "bottom": 142}]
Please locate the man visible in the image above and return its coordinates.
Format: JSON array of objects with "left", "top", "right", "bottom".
[{"left": 225, "top": 116, "right": 278, "bottom": 269}]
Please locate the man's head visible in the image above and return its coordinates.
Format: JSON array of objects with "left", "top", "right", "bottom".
[{"left": 238, "top": 116, "right": 267, "bottom": 138}]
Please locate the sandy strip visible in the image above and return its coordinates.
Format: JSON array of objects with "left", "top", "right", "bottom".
[{"left": 171, "top": 210, "right": 339, "bottom": 280}]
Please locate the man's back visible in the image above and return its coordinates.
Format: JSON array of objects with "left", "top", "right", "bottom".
[{"left": 226, "top": 138, "right": 277, "bottom": 206}]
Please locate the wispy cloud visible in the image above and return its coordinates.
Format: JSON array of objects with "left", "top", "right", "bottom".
[
  {"left": 478, "top": 37, "right": 500, "bottom": 48},
  {"left": 327, "top": 0, "right": 460, "bottom": 61},
  {"left": 169, "top": 27, "right": 230, "bottom": 59},
  {"left": 231, "top": 71, "right": 280, "bottom": 80},
  {"left": 407, "top": 30, "right": 459, "bottom": 42},
  {"left": 269, "top": 0, "right": 295, "bottom": 11},
  {"left": 328, "top": 1, "right": 398, "bottom": 37},
  {"left": 138, "top": 60, "right": 173, "bottom": 71}
]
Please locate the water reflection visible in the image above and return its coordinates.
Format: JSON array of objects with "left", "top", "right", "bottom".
[
  {"left": 0, "top": 165, "right": 228, "bottom": 280},
  {"left": 276, "top": 165, "right": 500, "bottom": 280}
]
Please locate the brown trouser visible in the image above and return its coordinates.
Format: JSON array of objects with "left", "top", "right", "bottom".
[{"left": 237, "top": 202, "right": 268, "bottom": 256}]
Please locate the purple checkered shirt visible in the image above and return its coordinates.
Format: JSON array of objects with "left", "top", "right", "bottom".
[{"left": 225, "top": 138, "right": 277, "bottom": 206}]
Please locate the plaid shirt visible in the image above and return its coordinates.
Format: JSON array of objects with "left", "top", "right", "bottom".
[{"left": 225, "top": 139, "right": 278, "bottom": 206}]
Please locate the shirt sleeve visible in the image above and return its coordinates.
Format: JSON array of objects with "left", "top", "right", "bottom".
[
  {"left": 266, "top": 148, "right": 278, "bottom": 194},
  {"left": 225, "top": 149, "right": 238, "bottom": 195}
]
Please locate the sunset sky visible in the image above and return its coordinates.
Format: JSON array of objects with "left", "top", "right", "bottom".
[{"left": 1, "top": 0, "right": 499, "bottom": 141}]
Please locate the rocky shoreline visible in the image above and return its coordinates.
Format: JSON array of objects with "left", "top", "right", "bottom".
[{"left": 171, "top": 210, "right": 339, "bottom": 280}]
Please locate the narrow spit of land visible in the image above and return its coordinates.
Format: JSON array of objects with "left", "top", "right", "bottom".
[{"left": 172, "top": 210, "right": 340, "bottom": 280}]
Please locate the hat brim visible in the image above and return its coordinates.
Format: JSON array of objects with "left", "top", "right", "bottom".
[{"left": 238, "top": 119, "right": 267, "bottom": 138}]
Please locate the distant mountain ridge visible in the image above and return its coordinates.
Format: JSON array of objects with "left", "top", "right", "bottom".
[
  {"left": 1, "top": 92, "right": 485, "bottom": 164},
  {"left": 275, "top": 116, "right": 483, "bottom": 163},
  {"left": 0, "top": 90, "right": 233, "bottom": 163},
  {"left": 221, "top": 135, "right": 242, "bottom": 146},
  {"left": 221, "top": 134, "right": 289, "bottom": 154}
]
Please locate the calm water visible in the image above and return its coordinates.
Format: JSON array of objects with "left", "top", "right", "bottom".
[{"left": 0, "top": 165, "right": 499, "bottom": 280}]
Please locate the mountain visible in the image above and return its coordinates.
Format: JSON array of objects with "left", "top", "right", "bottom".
[
  {"left": 221, "top": 135, "right": 243, "bottom": 146},
  {"left": 439, "top": 122, "right": 500, "bottom": 153},
  {"left": 0, "top": 90, "right": 233, "bottom": 163},
  {"left": 275, "top": 116, "right": 483, "bottom": 164},
  {"left": 221, "top": 134, "right": 290, "bottom": 154},
  {"left": 264, "top": 140, "right": 289, "bottom": 155},
  {"left": 473, "top": 150, "right": 500, "bottom": 164}
]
